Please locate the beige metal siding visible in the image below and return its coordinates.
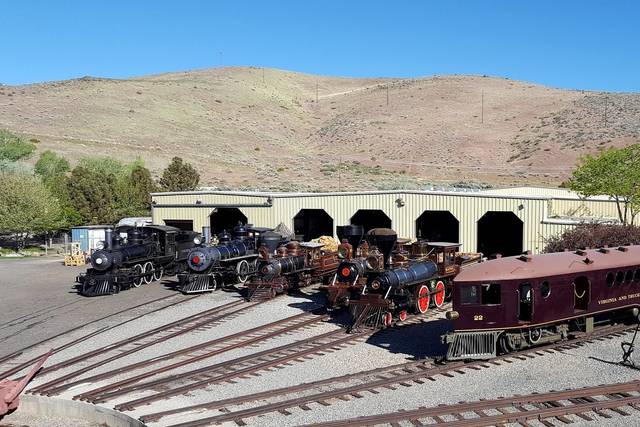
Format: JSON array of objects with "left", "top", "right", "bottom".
[{"left": 151, "top": 189, "right": 627, "bottom": 254}]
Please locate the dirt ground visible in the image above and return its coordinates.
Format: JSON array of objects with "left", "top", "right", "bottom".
[{"left": 0, "top": 256, "right": 179, "bottom": 357}]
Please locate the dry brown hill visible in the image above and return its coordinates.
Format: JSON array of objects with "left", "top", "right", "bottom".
[{"left": 1, "top": 67, "right": 638, "bottom": 191}]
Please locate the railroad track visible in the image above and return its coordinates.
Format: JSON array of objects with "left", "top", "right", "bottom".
[
  {"left": 73, "top": 310, "right": 331, "bottom": 403},
  {"left": 303, "top": 380, "right": 640, "bottom": 427},
  {"left": 138, "top": 322, "right": 635, "bottom": 426},
  {"left": 27, "top": 299, "right": 256, "bottom": 395},
  {"left": 0, "top": 293, "right": 198, "bottom": 379}
]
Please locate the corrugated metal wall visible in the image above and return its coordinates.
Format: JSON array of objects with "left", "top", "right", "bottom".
[{"left": 152, "top": 190, "right": 594, "bottom": 254}]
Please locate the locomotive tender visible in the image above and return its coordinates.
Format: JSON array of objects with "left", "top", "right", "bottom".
[
  {"left": 444, "top": 245, "right": 640, "bottom": 360},
  {"left": 77, "top": 225, "right": 201, "bottom": 297},
  {"left": 178, "top": 224, "right": 275, "bottom": 293},
  {"left": 324, "top": 227, "right": 481, "bottom": 330}
]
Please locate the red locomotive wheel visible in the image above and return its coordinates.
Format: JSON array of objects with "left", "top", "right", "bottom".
[
  {"left": 416, "top": 284, "right": 430, "bottom": 314},
  {"left": 383, "top": 312, "right": 393, "bottom": 326},
  {"left": 433, "top": 280, "right": 446, "bottom": 308},
  {"left": 398, "top": 310, "right": 407, "bottom": 322}
]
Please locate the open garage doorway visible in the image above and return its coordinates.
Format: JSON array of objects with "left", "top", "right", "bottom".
[
  {"left": 477, "top": 211, "right": 523, "bottom": 257},
  {"left": 210, "top": 208, "right": 248, "bottom": 235},
  {"left": 416, "top": 210, "right": 459, "bottom": 242},
  {"left": 293, "top": 209, "right": 334, "bottom": 241},
  {"left": 350, "top": 209, "right": 392, "bottom": 233}
]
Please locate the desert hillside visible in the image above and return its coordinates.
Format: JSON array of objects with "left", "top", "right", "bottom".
[{"left": 0, "top": 67, "right": 638, "bottom": 191}]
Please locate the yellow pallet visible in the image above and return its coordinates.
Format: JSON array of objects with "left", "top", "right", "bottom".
[{"left": 64, "top": 254, "right": 86, "bottom": 266}]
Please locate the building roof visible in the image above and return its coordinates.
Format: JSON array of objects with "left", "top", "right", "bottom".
[{"left": 455, "top": 246, "right": 640, "bottom": 282}]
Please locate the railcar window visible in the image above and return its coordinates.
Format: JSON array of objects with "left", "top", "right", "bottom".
[
  {"left": 606, "top": 272, "right": 615, "bottom": 287},
  {"left": 626, "top": 270, "right": 634, "bottom": 282},
  {"left": 635, "top": 269, "right": 640, "bottom": 282},
  {"left": 461, "top": 285, "right": 480, "bottom": 304},
  {"left": 481, "top": 283, "right": 501, "bottom": 304},
  {"left": 461, "top": 284, "right": 500, "bottom": 304},
  {"left": 616, "top": 271, "right": 624, "bottom": 285},
  {"left": 541, "top": 281, "right": 551, "bottom": 298}
]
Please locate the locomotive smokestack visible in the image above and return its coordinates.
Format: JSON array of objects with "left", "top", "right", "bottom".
[{"left": 104, "top": 228, "right": 113, "bottom": 250}]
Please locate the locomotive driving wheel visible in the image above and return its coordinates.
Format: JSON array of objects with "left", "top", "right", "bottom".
[
  {"left": 132, "top": 264, "right": 144, "bottom": 288},
  {"left": 236, "top": 260, "right": 250, "bottom": 284},
  {"left": 143, "top": 262, "right": 154, "bottom": 284},
  {"left": 153, "top": 266, "right": 163, "bottom": 282},
  {"left": 432, "top": 280, "right": 446, "bottom": 308},
  {"left": 415, "top": 284, "right": 430, "bottom": 314}
]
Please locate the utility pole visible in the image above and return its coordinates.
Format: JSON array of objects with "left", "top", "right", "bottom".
[
  {"left": 262, "top": 68, "right": 265, "bottom": 84},
  {"left": 386, "top": 84, "right": 389, "bottom": 106},
  {"left": 481, "top": 90, "right": 484, "bottom": 124},
  {"left": 338, "top": 156, "right": 342, "bottom": 191},
  {"left": 603, "top": 96, "right": 608, "bottom": 127},
  {"left": 316, "top": 81, "right": 319, "bottom": 103}
]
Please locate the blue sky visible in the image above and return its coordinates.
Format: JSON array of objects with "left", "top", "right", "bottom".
[{"left": 1, "top": 1, "right": 638, "bottom": 91}]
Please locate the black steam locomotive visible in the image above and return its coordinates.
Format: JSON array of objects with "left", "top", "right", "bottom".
[
  {"left": 177, "top": 224, "right": 275, "bottom": 294},
  {"left": 326, "top": 227, "right": 480, "bottom": 330},
  {"left": 76, "top": 225, "right": 201, "bottom": 296}
]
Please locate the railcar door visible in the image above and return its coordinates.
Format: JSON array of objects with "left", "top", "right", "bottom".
[{"left": 518, "top": 283, "right": 533, "bottom": 322}]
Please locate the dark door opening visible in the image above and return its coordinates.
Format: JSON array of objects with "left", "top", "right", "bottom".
[
  {"left": 416, "top": 210, "right": 459, "bottom": 242},
  {"left": 518, "top": 282, "right": 532, "bottom": 322},
  {"left": 210, "top": 208, "right": 248, "bottom": 235},
  {"left": 574, "top": 276, "right": 590, "bottom": 311},
  {"left": 293, "top": 209, "right": 334, "bottom": 241},
  {"left": 163, "top": 220, "right": 194, "bottom": 231},
  {"left": 350, "top": 209, "right": 392, "bottom": 233},
  {"left": 477, "top": 211, "right": 523, "bottom": 257}
]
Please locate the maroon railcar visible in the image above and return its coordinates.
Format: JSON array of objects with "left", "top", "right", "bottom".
[{"left": 444, "top": 245, "right": 640, "bottom": 360}]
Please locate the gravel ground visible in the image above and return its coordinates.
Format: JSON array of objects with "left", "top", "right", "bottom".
[{"left": 3, "top": 271, "right": 640, "bottom": 427}]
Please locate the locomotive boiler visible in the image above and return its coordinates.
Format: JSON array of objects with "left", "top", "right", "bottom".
[
  {"left": 444, "top": 245, "right": 640, "bottom": 360},
  {"left": 178, "top": 224, "right": 274, "bottom": 293},
  {"left": 245, "top": 239, "right": 340, "bottom": 301},
  {"left": 77, "top": 225, "right": 201, "bottom": 297}
]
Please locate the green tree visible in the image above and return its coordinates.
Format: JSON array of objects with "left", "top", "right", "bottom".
[
  {"left": 0, "top": 129, "right": 36, "bottom": 161},
  {"left": 116, "top": 162, "right": 157, "bottom": 216},
  {"left": 0, "top": 173, "right": 63, "bottom": 248},
  {"left": 35, "top": 150, "right": 70, "bottom": 181},
  {"left": 159, "top": 157, "right": 200, "bottom": 192},
  {"left": 568, "top": 145, "right": 640, "bottom": 225},
  {"left": 67, "top": 166, "right": 120, "bottom": 224}
]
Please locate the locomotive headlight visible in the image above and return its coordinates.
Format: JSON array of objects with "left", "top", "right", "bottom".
[
  {"left": 446, "top": 311, "right": 460, "bottom": 320},
  {"left": 365, "top": 255, "right": 379, "bottom": 271},
  {"left": 338, "top": 247, "right": 348, "bottom": 259},
  {"left": 96, "top": 241, "right": 105, "bottom": 250},
  {"left": 95, "top": 257, "right": 103, "bottom": 265},
  {"left": 193, "top": 236, "right": 202, "bottom": 245},
  {"left": 371, "top": 280, "right": 381, "bottom": 290}
]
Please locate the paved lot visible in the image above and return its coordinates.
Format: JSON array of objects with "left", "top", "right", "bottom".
[{"left": 0, "top": 256, "right": 181, "bottom": 358}]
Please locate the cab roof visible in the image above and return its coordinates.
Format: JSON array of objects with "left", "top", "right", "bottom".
[{"left": 455, "top": 245, "right": 640, "bottom": 283}]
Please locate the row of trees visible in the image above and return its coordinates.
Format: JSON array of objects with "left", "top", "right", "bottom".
[{"left": 0, "top": 129, "right": 201, "bottom": 245}]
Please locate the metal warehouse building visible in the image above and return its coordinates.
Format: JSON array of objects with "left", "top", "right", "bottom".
[{"left": 151, "top": 187, "right": 629, "bottom": 256}]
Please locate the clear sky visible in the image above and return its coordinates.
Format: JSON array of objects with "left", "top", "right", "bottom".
[{"left": 1, "top": 0, "right": 638, "bottom": 91}]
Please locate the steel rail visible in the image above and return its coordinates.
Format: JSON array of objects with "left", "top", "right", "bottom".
[
  {"left": 142, "top": 322, "right": 636, "bottom": 425},
  {"left": 30, "top": 300, "right": 254, "bottom": 394},
  {"left": 115, "top": 329, "right": 369, "bottom": 411},
  {"left": 0, "top": 294, "right": 198, "bottom": 380},
  {"left": 74, "top": 312, "right": 329, "bottom": 402},
  {"left": 300, "top": 381, "right": 640, "bottom": 427}
]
